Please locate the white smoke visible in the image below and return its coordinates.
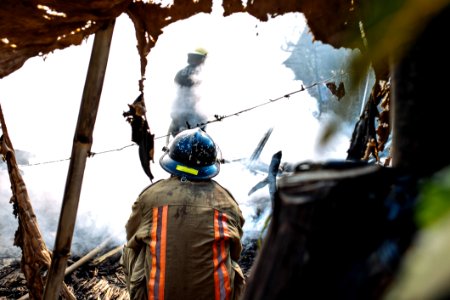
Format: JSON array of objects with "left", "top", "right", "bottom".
[{"left": 0, "top": 12, "right": 353, "bottom": 258}]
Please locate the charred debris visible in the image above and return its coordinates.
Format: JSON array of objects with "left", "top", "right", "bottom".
[{"left": 0, "top": 237, "right": 258, "bottom": 299}]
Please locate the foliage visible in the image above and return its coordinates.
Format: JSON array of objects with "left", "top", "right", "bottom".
[{"left": 416, "top": 165, "right": 450, "bottom": 228}]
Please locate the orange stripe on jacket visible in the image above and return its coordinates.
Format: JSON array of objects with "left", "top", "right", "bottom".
[
  {"left": 213, "top": 210, "right": 231, "bottom": 300},
  {"left": 213, "top": 211, "right": 220, "bottom": 300},
  {"left": 149, "top": 208, "right": 158, "bottom": 300},
  {"left": 159, "top": 206, "right": 168, "bottom": 299},
  {"left": 148, "top": 206, "right": 168, "bottom": 300},
  {"left": 219, "top": 213, "right": 231, "bottom": 298}
]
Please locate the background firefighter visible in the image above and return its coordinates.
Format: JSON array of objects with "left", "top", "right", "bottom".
[{"left": 166, "top": 48, "right": 209, "bottom": 145}]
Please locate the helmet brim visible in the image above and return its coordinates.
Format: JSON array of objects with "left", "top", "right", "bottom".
[{"left": 160, "top": 152, "right": 220, "bottom": 180}]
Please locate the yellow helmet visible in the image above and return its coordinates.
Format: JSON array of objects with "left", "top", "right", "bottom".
[
  {"left": 187, "top": 47, "right": 207, "bottom": 65},
  {"left": 193, "top": 47, "right": 208, "bottom": 56}
]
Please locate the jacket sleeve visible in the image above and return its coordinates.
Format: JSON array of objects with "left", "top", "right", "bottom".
[
  {"left": 216, "top": 181, "right": 246, "bottom": 262},
  {"left": 230, "top": 207, "right": 245, "bottom": 262},
  {"left": 229, "top": 205, "right": 246, "bottom": 300},
  {"left": 125, "top": 197, "right": 143, "bottom": 249}
]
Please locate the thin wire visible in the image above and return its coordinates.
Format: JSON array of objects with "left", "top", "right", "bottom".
[
  {"left": 22, "top": 143, "right": 136, "bottom": 166},
  {"left": 209, "top": 82, "right": 315, "bottom": 122},
  {"left": 16, "top": 76, "right": 337, "bottom": 167}
]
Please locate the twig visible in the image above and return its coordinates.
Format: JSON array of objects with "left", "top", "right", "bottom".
[
  {"left": 92, "top": 244, "right": 124, "bottom": 266},
  {"left": 65, "top": 238, "right": 112, "bottom": 275}
]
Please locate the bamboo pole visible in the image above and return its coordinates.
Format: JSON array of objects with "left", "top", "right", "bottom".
[{"left": 43, "top": 20, "right": 115, "bottom": 300}]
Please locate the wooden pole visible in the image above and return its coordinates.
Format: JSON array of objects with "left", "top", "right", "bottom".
[{"left": 43, "top": 19, "right": 115, "bottom": 300}]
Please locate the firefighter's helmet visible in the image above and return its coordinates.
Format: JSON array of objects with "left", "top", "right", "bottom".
[
  {"left": 187, "top": 47, "right": 207, "bottom": 65},
  {"left": 193, "top": 47, "right": 208, "bottom": 56},
  {"left": 160, "top": 128, "right": 220, "bottom": 180}
]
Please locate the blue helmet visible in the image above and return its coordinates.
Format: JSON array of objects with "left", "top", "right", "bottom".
[{"left": 160, "top": 128, "right": 220, "bottom": 180}]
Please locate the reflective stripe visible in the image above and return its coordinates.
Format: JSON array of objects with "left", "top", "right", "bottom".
[
  {"left": 213, "top": 210, "right": 231, "bottom": 300},
  {"left": 176, "top": 165, "right": 199, "bottom": 175},
  {"left": 148, "top": 206, "right": 168, "bottom": 300},
  {"left": 159, "top": 207, "right": 167, "bottom": 299}
]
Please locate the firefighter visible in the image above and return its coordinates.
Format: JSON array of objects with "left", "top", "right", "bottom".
[
  {"left": 174, "top": 47, "right": 208, "bottom": 87},
  {"left": 122, "top": 128, "right": 246, "bottom": 300},
  {"left": 167, "top": 48, "right": 209, "bottom": 146}
]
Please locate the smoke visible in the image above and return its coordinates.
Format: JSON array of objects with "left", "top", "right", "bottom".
[
  {"left": 0, "top": 171, "right": 18, "bottom": 258},
  {"left": 168, "top": 83, "right": 209, "bottom": 138},
  {"left": 0, "top": 12, "right": 355, "bottom": 258}
]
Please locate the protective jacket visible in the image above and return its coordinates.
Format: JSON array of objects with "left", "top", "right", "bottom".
[
  {"left": 122, "top": 176, "right": 245, "bottom": 300},
  {"left": 174, "top": 64, "right": 201, "bottom": 87}
]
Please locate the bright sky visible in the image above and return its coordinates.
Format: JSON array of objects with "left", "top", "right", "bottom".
[{"left": 0, "top": 11, "right": 353, "bottom": 255}]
